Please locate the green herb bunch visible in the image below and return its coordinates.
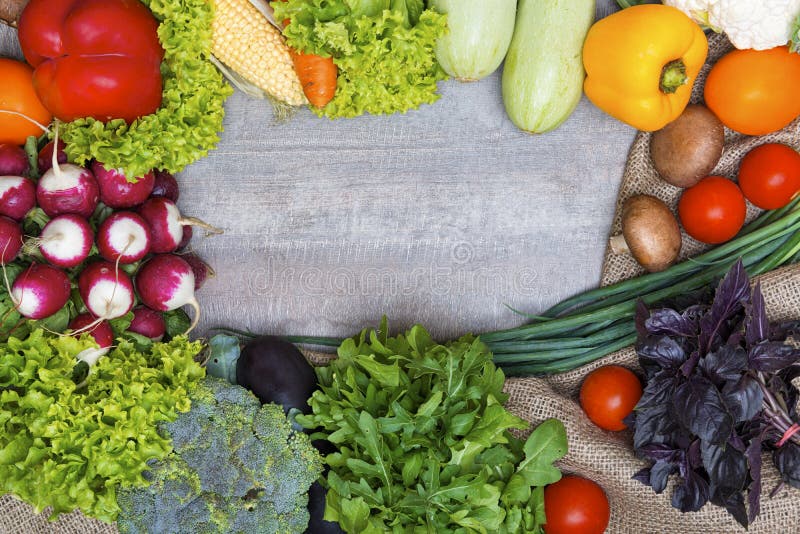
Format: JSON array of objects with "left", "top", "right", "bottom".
[{"left": 298, "top": 322, "right": 568, "bottom": 533}]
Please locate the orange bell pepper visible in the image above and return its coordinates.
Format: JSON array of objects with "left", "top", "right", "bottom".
[{"left": 582, "top": 5, "right": 708, "bottom": 132}]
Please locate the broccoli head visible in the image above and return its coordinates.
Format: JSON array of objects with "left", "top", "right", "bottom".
[{"left": 116, "top": 377, "right": 322, "bottom": 534}]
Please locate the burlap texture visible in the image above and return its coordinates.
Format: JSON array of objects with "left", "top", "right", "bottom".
[{"left": 3, "top": 32, "right": 800, "bottom": 534}]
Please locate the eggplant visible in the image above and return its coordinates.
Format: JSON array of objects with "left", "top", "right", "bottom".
[
  {"left": 236, "top": 335, "right": 318, "bottom": 414},
  {"left": 305, "top": 481, "right": 344, "bottom": 534}
]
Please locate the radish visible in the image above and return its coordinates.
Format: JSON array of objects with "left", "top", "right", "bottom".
[
  {"left": 177, "top": 225, "right": 192, "bottom": 251},
  {"left": 0, "top": 176, "right": 36, "bottom": 220},
  {"left": 136, "top": 254, "right": 200, "bottom": 333},
  {"left": 151, "top": 170, "right": 179, "bottom": 201},
  {"left": 69, "top": 313, "right": 114, "bottom": 349},
  {"left": 0, "top": 144, "right": 29, "bottom": 175},
  {"left": 37, "top": 163, "right": 99, "bottom": 218},
  {"left": 78, "top": 261, "right": 135, "bottom": 320},
  {"left": 129, "top": 305, "right": 166, "bottom": 341},
  {"left": 38, "top": 139, "right": 67, "bottom": 174},
  {"left": 0, "top": 216, "right": 23, "bottom": 264},
  {"left": 92, "top": 162, "right": 155, "bottom": 208},
  {"left": 138, "top": 197, "right": 221, "bottom": 253},
  {"left": 37, "top": 214, "right": 94, "bottom": 268},
  {"left": 10, "top": 262, "right": 71, "bottom": 319},
  {"left": 181, "top": 252, "right": 214, "bottom": 290},
  {"left": 96, "top": 211, "right": 151, "bottom": 264}
]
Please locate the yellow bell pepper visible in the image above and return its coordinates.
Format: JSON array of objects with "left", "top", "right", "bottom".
[{"left": 582, "top": 5, "right": 708, "bottom": 132}]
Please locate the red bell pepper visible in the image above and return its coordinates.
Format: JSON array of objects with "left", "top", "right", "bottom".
[{"left": 17, "top": 0, "right": 164, "bottom": 124}]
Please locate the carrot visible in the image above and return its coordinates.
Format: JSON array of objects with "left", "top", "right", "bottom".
[
  {"left": 289, "top": 50, "right": 337, "bottom": 108},
  {"left": 277, "top": 0, "right": 337, "bottom": 108}
]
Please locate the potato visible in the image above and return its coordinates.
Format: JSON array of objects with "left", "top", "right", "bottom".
[{"left": 650, "top": 104, "right": 724, "bottom": 189}]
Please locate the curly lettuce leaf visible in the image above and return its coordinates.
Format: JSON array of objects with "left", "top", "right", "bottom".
[
  {"left": 791, "top": 13, "right": 800, "bottom": 53},
  {"left": 273, "top": 0, "right": 446, "bottom": 118},
  {"left": 61, "top": 0, "right": 233, "bottom": 179},
  {"left": 0, "top": 331, "right": 205, "bottom": 522}
]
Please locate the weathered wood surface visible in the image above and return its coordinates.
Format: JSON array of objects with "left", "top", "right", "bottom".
[{"left": 0, "top": 0, "right": 636, "bottom": 343}]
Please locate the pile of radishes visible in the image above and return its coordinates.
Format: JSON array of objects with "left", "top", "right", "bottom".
[{"left": 0, "top": 138, "right": 214, "bottom": 352}]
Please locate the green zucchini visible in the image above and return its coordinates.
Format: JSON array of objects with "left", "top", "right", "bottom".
[
  {"left": 502, "top": 0, "right": 595, "bottom": 133},
  {"left": 430, "top": 0, "right": 516, "bottom": 81}
]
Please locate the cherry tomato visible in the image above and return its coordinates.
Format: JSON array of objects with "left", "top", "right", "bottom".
[
  {"left": 544, "top": 475, "right": 610, "bottom": 534},
  {"left": 678, "top": 176, "right": 746, "bottom": 244},
  {"left": 0, "top": 58, "right": 52, "bottom": 145},
  {"left": 705, "top": 46, "right": 800, "bottom": 135},
  {"left": 737, "top": 143, "right": 800, "bottom": 210},
  {"left": 579, "top": 365, "right": 642, "bottom": 431}
]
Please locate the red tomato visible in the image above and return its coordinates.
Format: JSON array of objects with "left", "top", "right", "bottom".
[
  {"left": 678, "top": 176, "right": 746, "bottom": 244},
  {"left": 17, "top": 0, "right": 163, "bottom": 123},
  {"left": 579, "top": 365, "right": 642, "bottom": 431},
  {"left": 737, "top": 143, "right": 800, "bottom": 210},
  {"left": 544, "top": 475, "right": 610, "bottom": 534}
]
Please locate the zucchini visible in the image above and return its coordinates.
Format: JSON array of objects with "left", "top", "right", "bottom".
[
  {"left": 431, "top": 0, "right": 517, "bottom": 81},
  {"left": 502, "top": 0, "right": 595, "bottom": 133}
]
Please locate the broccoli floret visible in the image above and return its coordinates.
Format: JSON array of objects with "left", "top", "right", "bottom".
[{"left": 117, "top": 377, "right": 322, "bottom": 534}]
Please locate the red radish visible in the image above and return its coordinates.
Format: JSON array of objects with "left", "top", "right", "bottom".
[
  {"left": 37, "top": 139, "right": 67, "bottom": 174},
  {"left": 78, "top": 261, "right": 135, "bottom": 320},
  {"left": 129, "top": 305, "right": 166, "bottom": 341},
  {"left": 92, "top": 162, "right": 155, "bottom": 208},
  {"left": 181, "top": 252, "right": 214, "bottom": 290},
  {"left": 96, "top": 211, "right": 151, "bottom": 264},
  {"left": 177, "top": 225, "right": 192, "bottom": 251},
  {"left": 0, "top": 216, "right": 23, "bottom": 264},
  {"left": 151, "top": 170, "right": 179, "bottom": 202},
  {"left": 0, "top": 176, "right": 36, "bottom": 220},
  {"left": 69, "top": 313, "right": 114, "bottom": 349},
  {"left": 138, "top": 197, "right": 221, "bottom": 253},
  {"left": 0, "top": 144, "right": 29, "bottom": 175},
  {"left": 36, "top": 163, "right": 99, "bottom": 218},
  {"left": 136, "top": 254, "right": 200, "bottom": 333},
  {"left": 38, "top": 214, "right": 93, "bottom": 268},
  {"left": 10, "top": 262, "right": 71, "bottom": 319}
]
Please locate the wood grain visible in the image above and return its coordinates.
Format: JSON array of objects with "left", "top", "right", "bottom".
[{"left": 0, "top": 0, "right": 637, "bottom": 344}]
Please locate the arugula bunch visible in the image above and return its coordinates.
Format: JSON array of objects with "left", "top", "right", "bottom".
[
  {"left": 630, "top": 260, "right": 800, "bottom": 528},
  {"left": 298, "top": 322, "right": 568, "bottom": 533},
  {"left": 272, "top": 0, "right": 447, "bottom": 118}
]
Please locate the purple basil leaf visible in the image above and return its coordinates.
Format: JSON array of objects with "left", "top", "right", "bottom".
[
  {"left": 638, "top": 443, "right": 680, "bottom": 463},
  {"left": 711, "top": 490, "right": 748, "bottom": 528},
  {"left": 687, "top": 439, "right": 702, "bottom": 469},
  {"left": 646, "top": 308, "right": 698, "bottom": 337},
  {"left": 721, "top": 376, "right": 764, "bottom": 423},
  {"left": 745, "top": 282, "right": 769, "bottom": 347},
  {"left": 636, "top": 299, "right": 651, "bottom": 339},
  {"left": 699, "top": 260, "right": 750, "bottom": 355},
  {"left": 638, "top": 335, "right": 687, "bottom": 370},
  {"left": 701, "top": 440, "right": 748, "bottom": 494},
  {"left": 679, "top": 349, "right": 702, "bottom": 377},
  {"left": 673, "top": 375, "right": 734, "bottom": 445},
  {"left": 774, "top": 442, "right": 800, "bottom": 489},
  {"left": 698, "top": 345, "right": 748, "bottom": 386},
  {"left": 633, "top": 404, "right": 676, "bottom": 450},
  {"left": 769, "top": 319, "right": 800, "bottom": 341},
  {"left": 746, "top": 436, "right": 762, "bottom": 524},
  {"left": 633, "top": 466, "right": 652, "bottom": 486},
  {"left": 651, "top": 459, "right": 678, "bottom": 494},
  {"left": 749, "top": 341, "right": 800, "bottom": 373},
  {"left": 635, "top": 370, "right": 677, "bottom": 410},
  {"left": 671, "top": 468, "right": 711, "bottom": 512}
]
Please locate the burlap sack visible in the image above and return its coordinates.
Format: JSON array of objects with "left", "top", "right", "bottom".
[{"left": 3, "top": 32, "right": 800, "bottom": 534}]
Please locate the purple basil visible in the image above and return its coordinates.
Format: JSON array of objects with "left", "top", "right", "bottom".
[{"left": 629, "top": 260, "right": 800, "bottom": 528}]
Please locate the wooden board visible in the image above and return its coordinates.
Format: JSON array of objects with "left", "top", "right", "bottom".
[{"left": 0, "top": 0, "right": 637, "bottom": 343}]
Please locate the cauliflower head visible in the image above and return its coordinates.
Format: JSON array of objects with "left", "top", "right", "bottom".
[
  {"left": 664, "top": 0, "right": 800, "bottom": 50},
  {"left": 116, "top": 377, "right": 322, "bottom": 534}
]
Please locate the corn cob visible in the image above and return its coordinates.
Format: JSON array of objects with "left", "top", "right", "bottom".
[{"left": 212, "top": 0, "right": 307, "bottom": 107}]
